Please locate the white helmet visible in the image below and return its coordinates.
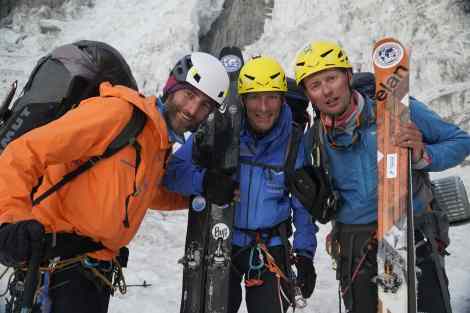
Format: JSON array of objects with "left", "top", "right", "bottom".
[{"left": 170, "top": 52, "right": 229, "bottom": 108}]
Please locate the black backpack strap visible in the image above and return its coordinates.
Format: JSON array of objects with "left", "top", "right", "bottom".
[
  {"left": 239, "top": 159, "right": 284, "bottom": 172},
  {"left": 284, "top": 122, "right": 304, "bottom": 183},
  {"left": 239, "top": 122, "right": 304, "bottom": 175},
  {"left": 311, "top": 116, "right": 336, "bottom": 186},
  {"left": 32, "top": 107, "right": 147, "bottom": 206},
  {"left": 43, "top": 233, "right": 105, "bottom": 260},
  {"left": 122, "top": 138, "right": 142, "bottom": 228}
]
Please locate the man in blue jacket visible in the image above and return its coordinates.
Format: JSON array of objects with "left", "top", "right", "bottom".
[
  {"left": 294, "top": 40, "right": 470, "bottom": 313},
  {"left": 164, "top": 56, "right": 318, "bottom": 313}
]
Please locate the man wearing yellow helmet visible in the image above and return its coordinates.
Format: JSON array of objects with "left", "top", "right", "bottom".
[
  {"left": 295, "top": 40, "right": 470, "bottom": 313},
  {"left": 164, "top": 56, "right": 318, "bottom": 313}
]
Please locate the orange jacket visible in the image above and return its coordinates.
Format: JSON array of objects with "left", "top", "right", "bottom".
[{"left": 0, "top": 82, "right": 188, "bottom": 260}]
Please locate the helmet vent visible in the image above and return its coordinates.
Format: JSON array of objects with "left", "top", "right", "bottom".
[
  {"left": 296, "top": 62, "right": 305, "bottom": 66},
  {"left": 270, "top": 72, "right": 280, "bottom": 79},
  {"left": 321, "top": 49, "right": 334, "bottom": 58},
  {"left": 244, "top": 74, "right": 256, "bottom": 81},
  {"left": 185, "top": 58, "right": 193, "bottom": 69},
  {"left": 193, "top": 73, "right": 201, "bottom": 82},
  {"left": 338, "top": 50, "right": 344, "bottom": 58}
]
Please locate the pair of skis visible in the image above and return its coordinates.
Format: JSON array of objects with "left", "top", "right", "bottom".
[
  {"left": 179, "top": 46, "right": 243, "bottom": 313},
  {"left": 374, "top": 38, "right": 451, "bottom": 313}
]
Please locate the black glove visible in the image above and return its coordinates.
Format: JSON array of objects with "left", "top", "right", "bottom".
[
  {"left": 296, "top": 255, "right": 317, "bottom": 299},
  {"left": 202, "top": 169, "right": 237, "bottom": 206},
  {"left": 0, "top": 220, "right": 44, "bottom": 266}
]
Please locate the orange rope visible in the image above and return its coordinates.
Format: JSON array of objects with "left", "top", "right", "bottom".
[{"left": 258, "top": 242, "right": 288, "bottom": 282}]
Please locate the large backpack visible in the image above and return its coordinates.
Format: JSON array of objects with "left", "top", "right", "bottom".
[{"left": 0, "top": 40, "right": 147, "bottom": 207}]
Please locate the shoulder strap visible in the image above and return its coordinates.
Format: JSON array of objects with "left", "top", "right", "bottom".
[
  {"left": 239, "top": 159, "right": 284, "bottom": 172},
  {"left": 284, "top": 123, "right": 304, "bottom": 178},
  {"left": 239, "top": 122, "right": 304, "bottom": 175},
  {"left": 32, "top": 107, "right": 147, "bottom": 206},
  {"left": 314, "top": 117, "right": 329, "bottom": 173}
]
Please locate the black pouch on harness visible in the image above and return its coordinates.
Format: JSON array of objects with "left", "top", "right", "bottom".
[{"left": 288, "top": 165, "right": 338, "bottom": 224}]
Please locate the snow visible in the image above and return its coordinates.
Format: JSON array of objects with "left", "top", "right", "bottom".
[
  {"left": 0, "top": 0, "right": 469, "bottom": 312},
  {"left": 243, "top": 0, "right": 470, "bottom": 101},
  {"left": 0, "top": 0, "right": 224, "bottom": 96}
]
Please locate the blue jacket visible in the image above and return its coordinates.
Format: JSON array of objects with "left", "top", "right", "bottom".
[
  {"left": 163, "top": 104, "right": 318, "bottom": 258},
  {"left": 307, "top": 94, "right": 470, "bottom": 224}
]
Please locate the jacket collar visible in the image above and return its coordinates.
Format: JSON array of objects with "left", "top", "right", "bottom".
[
  {"left": 99, "top": 82, "right": 171, "bottom": 149},
  {"left": 156, "top": 97, "right": 185, "bottom": 144},
  {"left": 240, "top": 103, "right": 292, "bottom": 146}
]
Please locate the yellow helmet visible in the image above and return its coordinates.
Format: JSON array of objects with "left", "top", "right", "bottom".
[
  {"left": 294, "top": 41, "right": 352, "bottom": 85},
  {"left": 238, "top": 56, "right": 288, "bottom": 95}
]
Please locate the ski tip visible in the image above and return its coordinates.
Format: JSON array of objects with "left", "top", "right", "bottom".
[
  {"left": 372, "top": 37, "right": 408, "bottom": 71},
  {"left": 219, "top": 46, "right": 244, "bottom": 78},
  {"left": 219, "top": 46, "right": 243, "bottom": 60}
]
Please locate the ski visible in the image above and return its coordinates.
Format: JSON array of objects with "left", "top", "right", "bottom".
[
  {"left": 373, "top": 37, "right": 417, "bottom": 313},
  {"left": 179, "top": 46, "right": 243, "bottom": 313},
  {"left": 179, "top": 195, "right": 211, "bottom": 313},
  {"left": 203, "top": 46, "right": 243, "bottom": 313}
]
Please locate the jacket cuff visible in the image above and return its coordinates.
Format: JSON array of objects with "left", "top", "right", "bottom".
[
  {"left": 295, "top": 249, "right": 313, "bottom": 259},
  {"left": 413, "top": 148, "right": 432, "bottom": 170}
]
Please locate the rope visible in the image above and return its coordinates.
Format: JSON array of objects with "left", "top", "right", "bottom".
[
  {"left": 276, "top": 275, "right": 285, "bottom": 313},
  {"left": 258, "top": 242, "right": 288, "bottom": 282},
  {"left": 245, "top": 246, "right": 265, "bottom": 287},
  {"left": 243, "top": 233, "right": 291, "bottom": 287},
  {"left": 14, "top": 254, "right": 127, "bottom": 295},
  {"left": 279, "top": 277, "right": 293, "bottom": 311},
  {"left": 340, "top": 252, "right": 368, "bottom": 297},
  {"left": 340, "top": 232, "right": 377, "bottom": 298}
]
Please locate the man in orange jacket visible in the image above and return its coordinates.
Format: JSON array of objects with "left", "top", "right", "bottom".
[{"left": 0, "top": 50, "right": 229, "bottom": 313}]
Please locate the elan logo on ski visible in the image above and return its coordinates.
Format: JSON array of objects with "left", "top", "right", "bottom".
[{"left": 373, "top": 41, "right": 409, "bottom": 104}]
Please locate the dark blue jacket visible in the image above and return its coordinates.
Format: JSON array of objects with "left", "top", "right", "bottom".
[{"left": 163, "top": 104, "right": 318, "bottom": 258}]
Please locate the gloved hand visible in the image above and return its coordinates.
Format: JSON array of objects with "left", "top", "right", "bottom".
[
  {"left": 202, "top": 169, "right": 237, "bottom": 206},
  {"left": 0, "top": 220, "right": 44, "bottom": 266},
  {"left": 296, "top": 255, "right": 317, "bottom": 299}
]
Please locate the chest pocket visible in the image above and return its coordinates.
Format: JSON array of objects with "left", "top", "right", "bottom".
[{"left": 264, "top": 168, "right": 286, "bottom": 195}]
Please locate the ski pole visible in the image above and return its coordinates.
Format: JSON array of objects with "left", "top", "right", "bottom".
[
  {"left": 127, "top": 280, "right": 153, "bottom": 288},
  {"left": 1, "top": 80, "right": 17, "bottom": 109},
  {"left": 0, "top": 80, "right": 16, "bottom": 122},
  {"left": 21, "top": 238, "right": 44, "bottom": 313}
]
